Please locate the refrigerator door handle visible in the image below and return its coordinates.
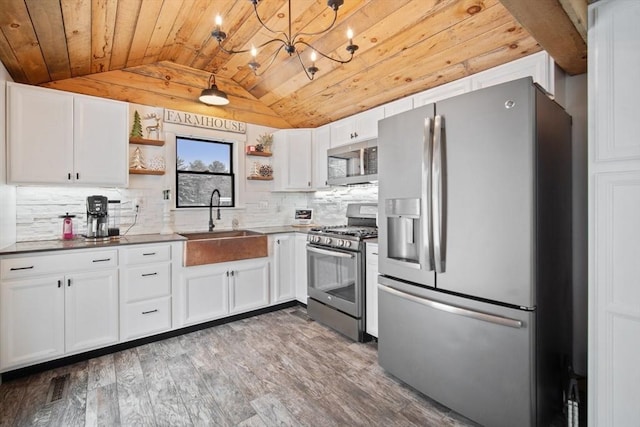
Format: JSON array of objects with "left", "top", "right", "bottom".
[
  {"left": 420, "top": 116, "right": 434, "bottom": 271},
  {"left": 432, "top": 114, "right": 445, "bottom": 273},
  {"left": 378, "top": 282, "right": 523, "bottom": 329}
]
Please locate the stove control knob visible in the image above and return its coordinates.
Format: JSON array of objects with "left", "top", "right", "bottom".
[
  {"left": 344, "top": 240, "right": 351, "bottom": 248},
  {"left": 314, "top": 236, "right": 321, "bottom": 243},
  {"left": 325, "top": 237, "right": 332, "bottom": 245},
  {"left": 337, "top": 240, "right": 344, "bottom": 247}
]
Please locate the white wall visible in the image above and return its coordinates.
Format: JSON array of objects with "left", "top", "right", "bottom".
[{"left": 0, "top": 61, "right": 16, "bottom": 249}]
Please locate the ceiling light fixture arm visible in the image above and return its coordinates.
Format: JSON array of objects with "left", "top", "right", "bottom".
[
  {"left": 296, "top": 40, "right": 357, "bottom": 65},
  {"left": 212, "top": 0, "right": 356, "bottom": 80}
]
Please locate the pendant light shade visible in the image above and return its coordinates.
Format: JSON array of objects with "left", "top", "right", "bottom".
[{"left": 199, "top": 75, "right": 229, "bottom": 106}]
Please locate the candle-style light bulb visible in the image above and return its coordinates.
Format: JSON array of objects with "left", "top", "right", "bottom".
[
  {"left": 310, "top": 51, "right": 317, "bottom": 64},
  {"left": 347, "top": 28, "right": 354, "bottom": 43},
  {"left": 215, "top": 15, "right": 222, "bottom": 28},
  {"left": 251, "top": 46, "right": 258, "bottom": 58}
]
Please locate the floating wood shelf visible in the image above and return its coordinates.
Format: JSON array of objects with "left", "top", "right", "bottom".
[
  {"left": 129, "top": 137, "right": 165, "bottom": 146},
  {"left": 247, "top": 176, "right": 273, "bottom": 181},
  {"left": 246, "top": 151, "right": 272, "bottom": 157},
  {"left": 130, "top": 169, "right": 165, "bottom": 175}
]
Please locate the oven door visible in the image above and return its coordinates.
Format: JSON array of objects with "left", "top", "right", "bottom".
[{"left": 307, "top": 244, "right": 362, "bottom": 317}]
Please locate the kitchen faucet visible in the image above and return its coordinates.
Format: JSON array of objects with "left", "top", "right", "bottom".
[{"left": 209, "top": 188, "right": 221, "bottom": 231}]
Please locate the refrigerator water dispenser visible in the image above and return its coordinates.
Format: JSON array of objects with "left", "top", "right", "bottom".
[{"left": 385, "top": 198, "right": 421, "bottom": 264}]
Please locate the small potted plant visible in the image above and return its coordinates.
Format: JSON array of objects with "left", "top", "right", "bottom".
[{"left": 256, "top": 133, "right": 273, "bottom": 153}]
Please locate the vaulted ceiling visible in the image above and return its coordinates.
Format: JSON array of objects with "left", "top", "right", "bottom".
[{"left": 0, "top": 0, "right": 586, "bottom": 129}]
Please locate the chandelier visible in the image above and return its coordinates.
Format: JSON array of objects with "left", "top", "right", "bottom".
[{"left": 212, "top": 0, "right": 358, "bottom": 80}]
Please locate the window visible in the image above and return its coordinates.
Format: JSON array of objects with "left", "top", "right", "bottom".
[{"left": 176, "top": 136, "right": 235, "bottom": 208}]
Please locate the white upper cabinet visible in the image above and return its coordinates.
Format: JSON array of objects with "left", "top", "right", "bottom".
[
  {"left": 413, "top": 79, "right": 472, "bottom": 107},
  {"left": 73, "top": 95, "right": 128, "bottom": 186},
  {"left": 383, "top": 97, "right": 414, "bottom": 118},
  {"left": 470, "top": 51, "right": 555, "bottom": 94},
  {"left": 7, "top": 83, "right": 74, "bottom": 184},
  {"left": 7, "top": 82, "right": 128, "bottom": 186},
  {"left": 273, "top": 128, "right": 314, "bottom": 191},
  {"left": 330, "top": 106, "right": 384, "bottom": 147},
  {"left": 312, "top": 124, "right": 331, "bottom": 189}
]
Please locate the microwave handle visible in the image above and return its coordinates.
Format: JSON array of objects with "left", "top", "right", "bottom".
[{"left": 359, "top": 148, "right": 365, "bottom": 176}]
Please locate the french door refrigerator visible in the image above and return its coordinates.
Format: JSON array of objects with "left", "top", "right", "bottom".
[{"left": 377, "top": 77, "right": 572, "bottom": 427}]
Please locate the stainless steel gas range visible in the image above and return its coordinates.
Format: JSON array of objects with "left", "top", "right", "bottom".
[{"left": 306, "top": 203, "right": 378, "bottom": 342}]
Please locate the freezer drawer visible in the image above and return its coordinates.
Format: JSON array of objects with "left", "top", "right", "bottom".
[{"left": 378, "top": 276, "right": 536, "bottom": 427}]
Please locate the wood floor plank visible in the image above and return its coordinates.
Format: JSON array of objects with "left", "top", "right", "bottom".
[
  {"left": 137, "top": 348, "right": 192, "bottom": 426},
  {"left": 113, "top": 349, "right": 155, "bottom": 427},
  {"left": 84, "top": 383, "right": 120, "bottom": 427},
  {"left": 58, "top": 362, "right": 89, "bottom": 427},
  {"left": 166, "top": 353, "right": 231, "bottom": 426},
  {"left": 250, "top": 393, "right": 299, "bottom": 427},
  {"left": 199, "top": 367, "right": 256, "bottom": 425},
  {"left": 0, "top": 375, "right": 29, "bottom": 426},
  {"left": 86, "top": 354, "right": 116, "bottom": 391}
]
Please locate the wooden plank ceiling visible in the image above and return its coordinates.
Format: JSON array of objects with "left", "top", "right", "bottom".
[{"left": 0, "top": 0, "right": 586, "bottom": 129}]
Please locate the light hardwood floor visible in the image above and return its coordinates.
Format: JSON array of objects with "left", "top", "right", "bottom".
[{"left": 0, "top": 307, "right": 477, "bottom": 426}]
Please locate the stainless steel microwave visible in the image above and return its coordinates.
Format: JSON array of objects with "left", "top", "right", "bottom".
[{"left": 327, "top": 139, "right": 378, "bottom": 185}]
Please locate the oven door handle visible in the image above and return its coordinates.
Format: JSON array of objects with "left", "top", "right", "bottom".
[{"left": 307, "top": 246, "right": 354, "bottom": 259}]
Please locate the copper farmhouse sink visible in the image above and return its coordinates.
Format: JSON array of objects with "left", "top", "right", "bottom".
[{"left": 181, "top": 230, "right": 268, "bottom": 266}]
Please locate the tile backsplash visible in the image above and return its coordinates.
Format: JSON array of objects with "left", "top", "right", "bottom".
[{"left": 15, "top": 184, "right": 377, "bottom": 242}]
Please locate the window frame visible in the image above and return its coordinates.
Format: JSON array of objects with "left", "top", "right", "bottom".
[{"left": 175, "top": 135, "right": 236, "bottom": 209}]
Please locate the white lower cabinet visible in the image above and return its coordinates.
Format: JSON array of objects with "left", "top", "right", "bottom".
[
  {"left": 271, "top": 234, "right": 295, "bottom": 303},
  {"left": 365, "top": 243, "right": 379, "bottom": 338},
  {"left": 229, "top": 260, "right": 270, "bottom": 314},
  {"left": 294, "top": 234, "right": 308, "bottom": 304},
  {"left": 64, "top": 269, "right": 119, "bottom": 354},
  {"left": 0, "top": 263, "right": 119, "bottom": 371},
  {"left": 181, "top": 258, "right": 270, "bottom": 326},
  {"left": 0, "top": 276, "right": 65, "bottom": 369},
  {"left": 120, "top": 243, "right": 174, "bottom": 341}
]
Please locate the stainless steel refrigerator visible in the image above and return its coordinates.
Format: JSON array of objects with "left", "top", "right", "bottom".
[{"left": 377, "top": 77, "right": 572, "bottom": 427}]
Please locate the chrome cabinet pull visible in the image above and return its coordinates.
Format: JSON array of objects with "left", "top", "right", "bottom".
[
  {"left": 141, "top": 272, "right": 157, "bottom": 277},
  {"left": 92, "top": 258, "right": 111, "bottom": 263},
  {"left": 58, "top": 280, "right": 62, "bottom": 288},
  {"left": 142, "top": 252, "right": 156, "bottom": 256},
  {"left": 67, "top": 279, "right": 71, "bottom": 287},
  {"left": 142, "top": 309, "right": 158, "bottom": 315}
]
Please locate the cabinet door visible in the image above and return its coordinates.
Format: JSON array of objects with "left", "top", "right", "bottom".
[
  {"left": 74, "top": 95, "right": 128, "bottom": 186},
  {"left": 0, "top": 276, "right": 65, "bottom": 370},
  {"left": 181, "top": 267, "right": 229, "bottom": 325},
  {"left": 65, "top": 270, "right": 119, "bottom": 354},
  {"left": 273, "top": 234, "right": 295, "bottom": 303},
  {"left": 330, "top": 118, "right": 355, "bottom": 147},
  {"left": 470, "top": 51, "right": 553, "bottom": 95},
  {"left": 353, "top": 107, "right": 384, "bottom": 141},
  {"left": 294, "top": 234, "right": 309, "bottom": 304},
  {"left": 365, "top": 243, "right": 379, "bottom": 337},
  {"left": 312, "top": 125, "right": 331, "bottom": 189},
  {"left": 413, "top": 79, "right": 472, "bottom": 107},
  {"left": 7, "top": 83, "right": 74, "bottom": 184},
  {"left": 229, "top": 260, "right": 270, "bottom": 314},
  {"left": 273, "top": 129, "right": 313, "bottom": 191}
]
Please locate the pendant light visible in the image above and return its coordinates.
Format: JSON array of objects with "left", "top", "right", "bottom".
[{"left": 199, "top": 74, "right": 229, "bottom": 106}]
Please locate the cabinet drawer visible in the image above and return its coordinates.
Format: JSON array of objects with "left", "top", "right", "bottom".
[
  {"left": 123, "top": 245, "right": 171, "bottom": 265},
  {"left": 124, "top": 263, "right": 171, "bottom": 302},
  {"left": 122, "top": 297, "right": 171, "bottom": 340},
  {"left": 1, "top": 249, "right": 117, "bottom": 280}
]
